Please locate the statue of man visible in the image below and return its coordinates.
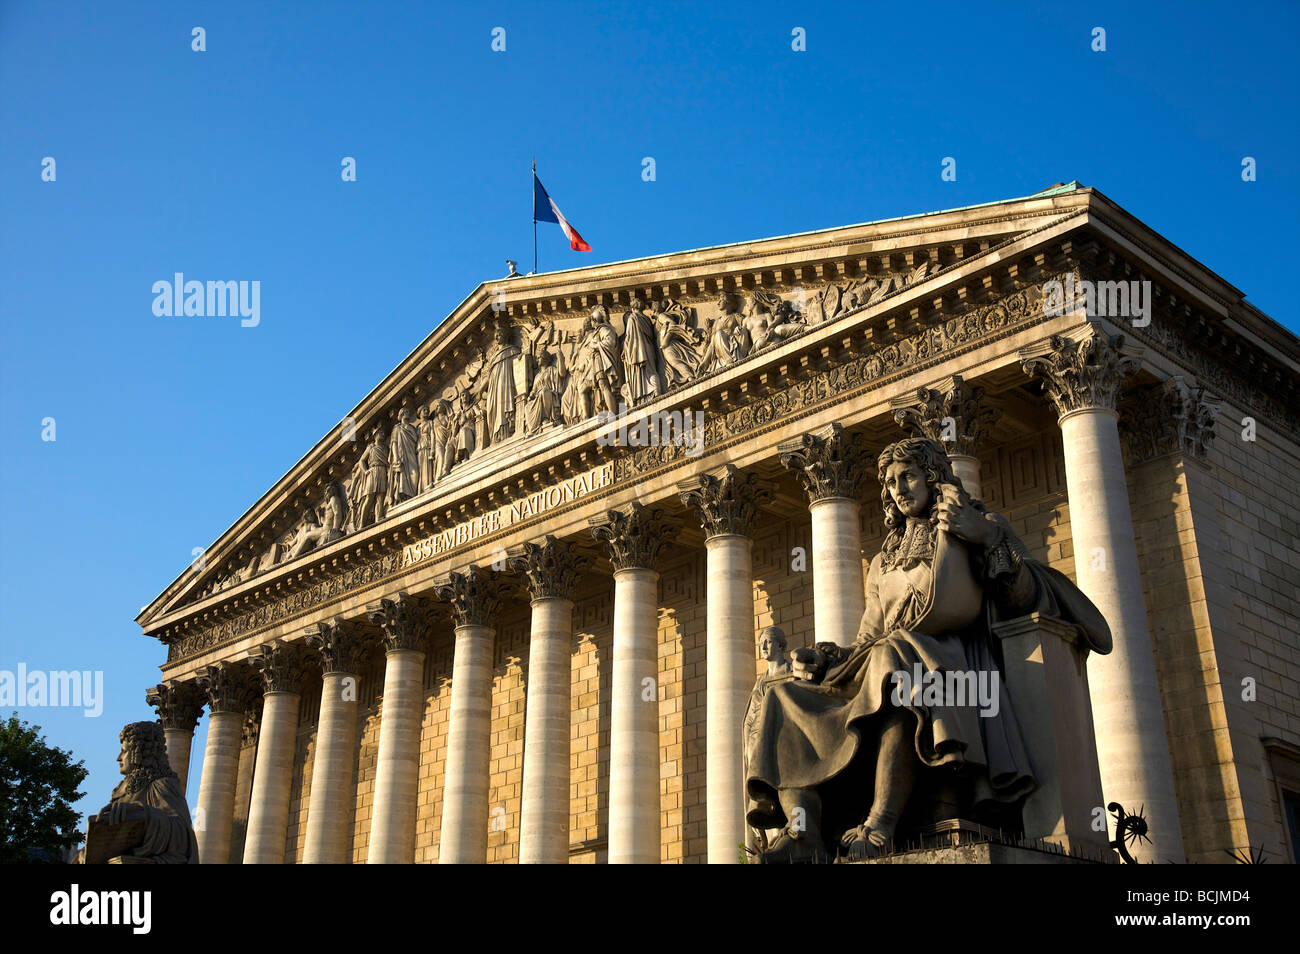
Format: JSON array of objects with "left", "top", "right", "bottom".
[
  {"left": 416, "top": 403, "right": 438, "bottom": 492},
  {"left": 524, "top": 348, "right": 567, "bottom": 432},
  {"left": 475, "top": 324, "right": 521, "bottom": 447},
  {"left": 653, "top": 299, "right": 702, "bottom": 389},
  {"left": 431, "top": 398, "right": 457, "bottom": 479},
  {"left": 387, "top": 408, "right": 420, "bottom": 506},
  {"left": 85, "top": 721, "right": 197, "bottom": 864},
  {"left": 621, "top": 297, "right": 663, "bottom": 405},
  {"left": 350, "top": 425, "right": 388, "bottom": 530},
  {"left": 743, "top": 627, "right": 794, "bottom": 854}
]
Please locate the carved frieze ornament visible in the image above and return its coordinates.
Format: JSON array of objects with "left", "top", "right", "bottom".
[
  {"left": 677, "top": 464, "right": 774, "bottom": 538},
  {"left": 777, "top": 422, "right": 872, "bottom": 502},
  {"left": 507, "top": 536, "right": 590, "bottom": 602},
  {"left": 366, "top": 592, "right": 436, "bottom": 652},
  {"left": 433, "top": 566, "right": 512, "bottom": 629},
  {"left": 1119, "top": 375, "right": 1222, "bottom": 465},
  {"left": 194, "top": 662, "right": 257, "bottom": 715},
  {"left": 589, "top": 503, "right": 681, "bottom": 571},
  {"left": 145, "top": 681, "right": 205, "bottom": 732},
  {"left": 891, "top": 374, "right": 1002, "bottom": 459},
  {"left": 1020, "top": 329, "right": 1141, "bottom": 417},
  {"left": 248, "top": 639, "right": 308, "bottom": 694},
  {"left": 305, "top": 617, "right": 371, "bottom": 674}
]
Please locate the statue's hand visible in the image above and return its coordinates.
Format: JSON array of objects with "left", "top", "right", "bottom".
[
  {"left": 791, "top": 647, "right": 828, "bottom": 684},
  {"left": 935, "top": 485, "right": 998, "bottom": 547}
]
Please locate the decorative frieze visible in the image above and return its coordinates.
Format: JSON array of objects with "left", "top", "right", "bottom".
[
  {"left": 305, "top": 617, "right": 372, "bottom": 674},
  {"left": 248, "top": 639, "right": 308, "bottom": 694},
  {"left": 367, "top": 592, "right": 436, "bottom": 652},
  {"left": 145, "top": 681, "right": 204, "bottom": 732},
  {"left": 1020, "top": 329, "right": 1141, "bottom": 416},
  {"left": 589, "top": 503, "right": 681, "bottom": 571},
  {"left": 778, "top": 422, "right": 873, "bottom": 502},
  {"left": 891, "top": 374, "right": 1001, "bottom": 458},
  {"left": 677, "top": 464, "right": 773, "bottom": 538},
  {"left": 507, "top": 536, "right": 590, "bottom": 602}
]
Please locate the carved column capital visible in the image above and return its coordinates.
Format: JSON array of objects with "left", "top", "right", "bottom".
[
  {"left": 1020, "top": 329, "right": 1141, "bottom": 417},
  {"left": 433, "top": 567, "right": 511, "bottom": 628},
  {"left": 366, "top": 592, "right": 435, "bottom": 652},
  {"left": 890, "top": 374, "right": 1002, "bottom": 458},
  {"left": 305, "top": 617, "right": 371, "bottom": 674},
  {"left": 507, "top": 537, "right": 590, "bottom": 602},
  {"left": 589, "top": 503, "right": 681, "bottom": 571},
  {"left": 195, "top": 661, "right": 257, "bottom": 715},
  {"left": 1120, "top": 375, "right": 1222, "bottom": 465},
  {"left": 145, "top": 681, "right": 204, "bottom": 732},
  {"left": 777, "top": 422, "right": 871, "bottom": 502},
  {"left": 248, "top": 639, "right": 308, "bottom": 694},
  {"left": 677, "top": 464, "right": 773, "bottom": 538}
]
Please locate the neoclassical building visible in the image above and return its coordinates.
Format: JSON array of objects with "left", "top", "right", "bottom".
[{"left": 139, "top": 182, "right": 1300, "bottom": 864}]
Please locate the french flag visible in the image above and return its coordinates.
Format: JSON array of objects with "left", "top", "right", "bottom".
[{"left": 533, "top": 173, "right": 592, "bottom": 252}]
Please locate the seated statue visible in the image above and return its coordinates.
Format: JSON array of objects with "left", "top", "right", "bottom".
[
  {"left": 746, "top": 437, "right": 1111, "bottom": 862},
  {"left": 85, "top": 721, "right": 198, "bottom": 864}
]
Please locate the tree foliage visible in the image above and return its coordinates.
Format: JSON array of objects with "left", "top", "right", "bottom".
[{"left": 0, "top": 713, "right": 88, "bottom": 863}]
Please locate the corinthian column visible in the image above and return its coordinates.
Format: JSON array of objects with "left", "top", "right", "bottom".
[
  {"left": 435, "top": 567, "right": 510, "bottom": 864},
  {"left": 891, "top": 374, "right": 1002, "bottom": 500},
  {"left": 509, "top": 538, "right": 589, "bottom": 864},
  {"left": 302, "top": 617, "right": 370, "bottom": 864},
  {"left": 778, "top": 422, "right": 871, "bottom": 647},
  {"left": 243, "top": 640, "right": 307, "bottom": 864},
  {"left": 146, "top": 680, "right": 204, "bottom": 792},
  {"left": 590, "top": 504, "right": 680, "bottom": 864},
  {"left": 679, "top": 465, "right": 772, "bottom": 864},
  {"left": 194, "top": 663, "right": 256, "bottom": 864},
  {"left": 1022, "top": 328, "right": 1185, "bottom": 863},
  {"left": 365, "top": 593, "right": 433, "bottom": 864}
]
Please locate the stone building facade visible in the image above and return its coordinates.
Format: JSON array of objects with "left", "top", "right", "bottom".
[{"left": 139, "top": 183, "right": 1300, "bottom": 864}]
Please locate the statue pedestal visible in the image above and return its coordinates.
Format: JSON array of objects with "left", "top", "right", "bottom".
[
  {"left": 849, "top": 819, "right": 1108, "bottom": 864},
  {"left": 994, "top": 612, "right": 1113, "bottom": 860}
]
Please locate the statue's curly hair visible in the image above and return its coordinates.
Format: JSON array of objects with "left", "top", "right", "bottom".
[
  {"left": 119, "top": 720, "right": 176, "bottom": 791},
  {"left": 877, "top": 438, "right": 971, "bottom": 556}
]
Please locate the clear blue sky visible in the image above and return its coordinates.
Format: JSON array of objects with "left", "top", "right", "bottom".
[{"left": 2, "top": 1, "right": 1296, "bottom": 829}]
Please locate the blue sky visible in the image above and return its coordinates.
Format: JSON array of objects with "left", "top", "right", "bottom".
[{"left": 2, "top": 0, "right": 1297, "bottom": 829}]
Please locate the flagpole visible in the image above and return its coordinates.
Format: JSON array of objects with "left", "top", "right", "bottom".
[{"left": 532, "top": 157, "right": 537, "bottom": 275}]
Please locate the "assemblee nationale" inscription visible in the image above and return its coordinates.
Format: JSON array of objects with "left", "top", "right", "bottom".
[{"left": 401, "top": 462, "right": 616, "bottom": 568}]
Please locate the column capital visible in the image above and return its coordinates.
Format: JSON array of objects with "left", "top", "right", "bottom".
[
  {"left": 195, "top": 661, "right": 258, "bottom": 715},
  {"left": 433, "top": 566, "right": 512, "bottom": 628},
  {"left": 366, "top": 592, "right": 436, "bottom": 652},
  {"left": 890, "top": 374, "right": 1001, "bottom": 459},
  {"left": 677, "top": 464, "right": 773, "bottom": 538},
  {"left": 145, "top": 680, "right": 204, "bottom": 732},
  {"left": 589, "top": 503, "right": 681, "bottom": 571},
  {"left": 1020, "top": 329, "right": 1141, "bottom": 417},
  {"left": 507, "top": 536, "right": 590, "bottom": 602},
  {"left": 305, "top": 617, "right": 372, "bottom": 674},
  {"left": 248, "top": 639, "right": 308, "bottom": 695},
  {"left": 777, "top": 422, "right": 872, "bottom": 502},
  {"left": 1120, "top": 375, "right": 1221, "bottom": 465}
]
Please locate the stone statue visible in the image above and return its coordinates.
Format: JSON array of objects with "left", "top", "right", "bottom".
[
  {"left": 746, "top": 437, "right": 1112, "bottom": 862},
  {"left": 85, "top": 721, "right": 197, "bottom": 864},
  {"left": 474, "top": 322, "right": 521, "bottom": 447},
  {"left": 524, "top": 347, "right": 567, "bottom": 432},
  {"left": 653, "top": 299, "right": 702, "bottom": 388},
  {"left": 430, "top": 398, "right": 457, "bottom": 480},
  {"left": 349, "top": 425, "right": 388, "bottom": 530},
  {"left": 620, "top": 297, "right": 663, "bottom": 406},
  {"left": 562, "top": 307, "right": 622, "bottom": 422},
  {"left": 416, "top": 403, "right": 438, "bottom": 492},
  {"left": 743, "top": 626, "right": 793, "bottom": 853},
  {"left": 386, "top": 407, "right": 421, "bottom": 506},
  {"left": 286, "top": 482, "right": 346, "bottom": 560},
  {"left": 699, "top": 291, "right": 750, "bottom": 374}
]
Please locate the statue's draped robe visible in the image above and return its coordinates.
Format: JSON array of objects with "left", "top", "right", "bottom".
[
  {"left": 622, "top": 309, "right": 660, "bottom": 403},
  {"left": 109, "top": 776, "right": 199, "bottom": 864},
  {"left": 482, "top": 344, "right": 520, "bottom": 444},
  {"left": 656, "top": 315, "right": 699, "bottom": 387},
  {"left": 745, "top": 519, "right": 1110, "bottom": 833},
  {"left": 388, "top": 421, "right": 420, "bottom": 501}
]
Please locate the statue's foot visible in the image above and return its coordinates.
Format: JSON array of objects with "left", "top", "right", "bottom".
[
  {"left": 839, "top": 823, "right": 891, "bottom": 861},
  {"left": 758, "top": 829, "right": 825, "bottom": 864}
]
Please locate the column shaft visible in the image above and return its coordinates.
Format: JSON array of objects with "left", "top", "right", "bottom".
[
  {"left": 302, "top": 671, "right": 360, "bottom": 863},
  {"left": 367, "top": 648, "right": 425, "bottom": 864},
  {"left": 809, "top": 496, "right": 865, "bottom": 647},
  {"left": 439, "top": 624, "right": 495, "bottom": 863},
  {"left": 194, "top": 710, "right": 242, "bottom": 865},
  {"left": 705, "top": 534, "right": 753, "bottom": 864},
  {"left": 162, "top": 728, "right": 194, "bottom": 794},
  {"left": 1060, "top": 408, "right": 1185, "bottom": 862},
  {"left": 243, "top": 690, "right": 302, "bottom": 864},
  {"left": 948, "top": 454, "right": 982, "bottom": 501},
  {"left": 519, "top": 597, "right": 574, "bottom": 864},
  {"left": 608, "top": 567, "right": 660, "bottom": 864}
]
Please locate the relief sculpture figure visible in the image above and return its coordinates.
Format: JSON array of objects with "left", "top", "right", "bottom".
[{"left": 620, "top": 296, "right": 663, "bottom": 406}]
